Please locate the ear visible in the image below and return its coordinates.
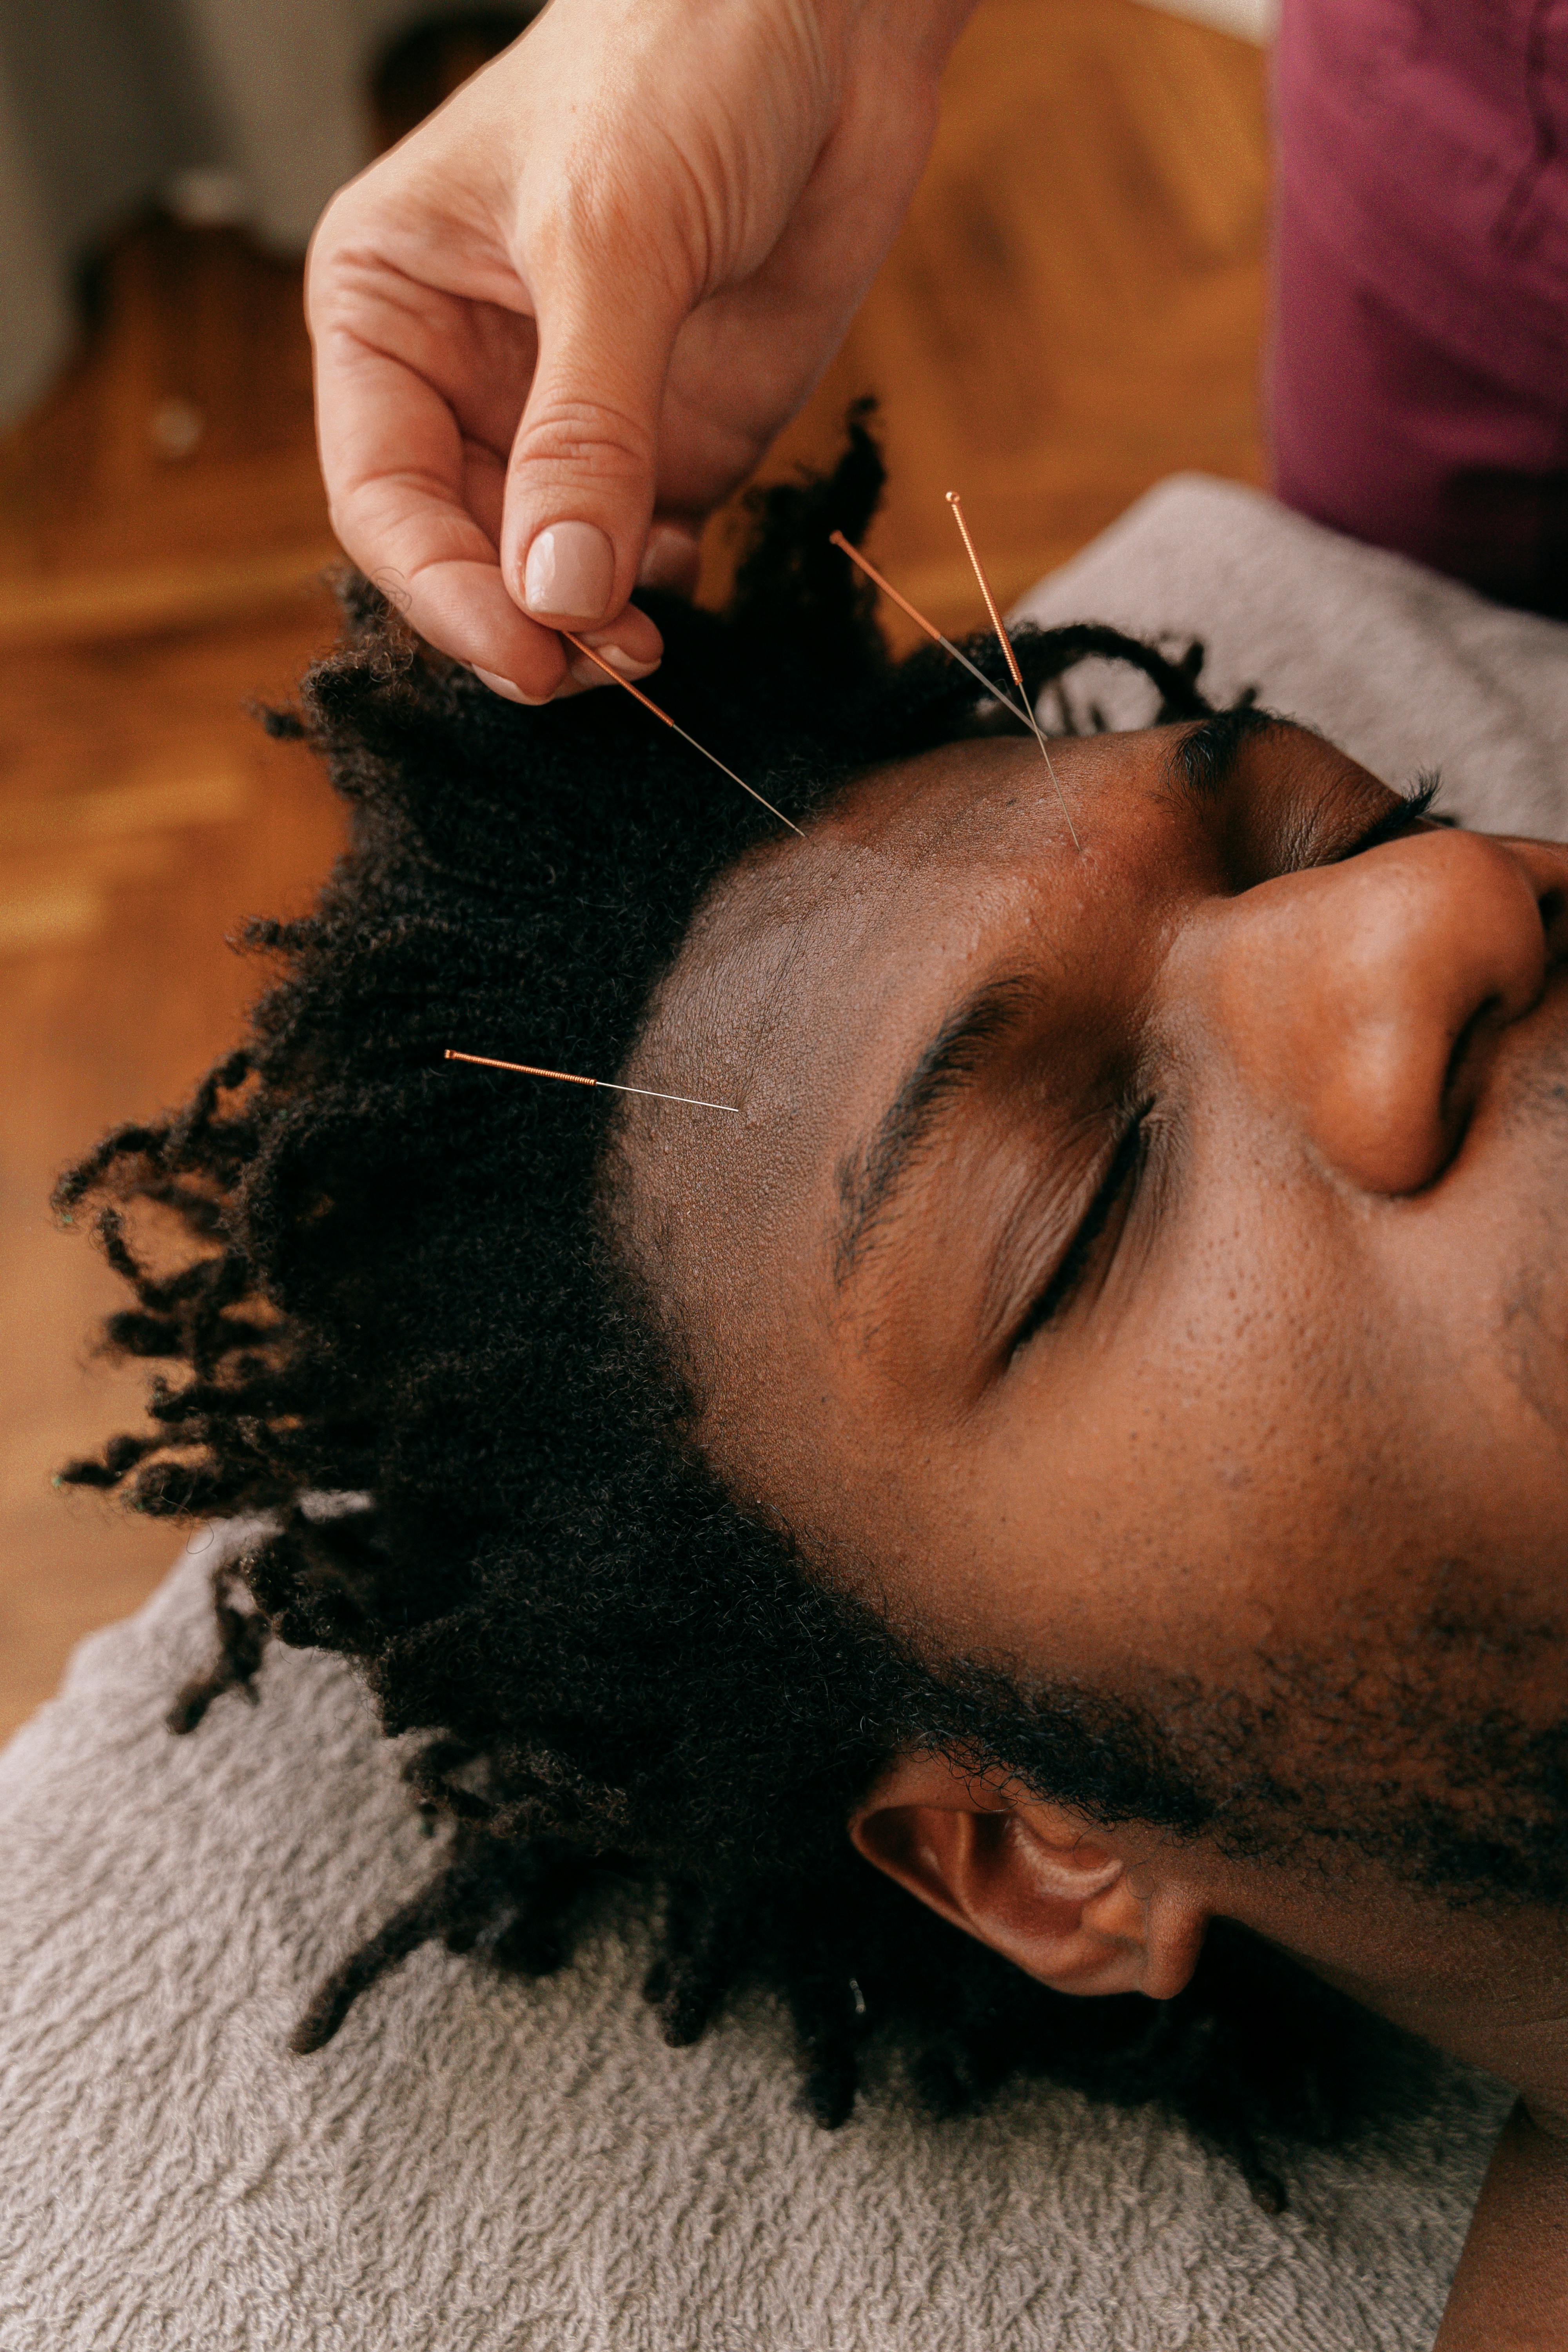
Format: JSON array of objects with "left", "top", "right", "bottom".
[{"left": 849, "top": 1749, "right": 1209, "bottom": 2002}]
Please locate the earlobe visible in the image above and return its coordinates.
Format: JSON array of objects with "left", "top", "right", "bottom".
[{"left": 849, "top": 1751, "right": 1208, "bottom": 2004}]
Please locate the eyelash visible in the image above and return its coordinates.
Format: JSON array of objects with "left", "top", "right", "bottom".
[
  {"left": 1009, "top": 1102, "right": 1151, "bottom": 1354},
  {"left": 1326, "top": 776, "right": 1443, "bottom": 863},
  {"left": 1010, "top": 779, "right": 1445, "bottom": 1357}
]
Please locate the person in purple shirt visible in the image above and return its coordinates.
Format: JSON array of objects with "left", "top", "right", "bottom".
[
  {"left": 1273, "top": 0, "right": 1567, "bottom": 615},
  {"left": 302, "top": 7, "right": 1567, "bottom": 2342}
]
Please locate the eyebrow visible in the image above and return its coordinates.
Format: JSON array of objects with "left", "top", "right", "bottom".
[
  {"left": 833, "top": 975, "right": 1037, "bottom": 1286},
  {"left": 1175, "top": 701, "right": 1298, "bottom": 804},
  {"left": 1171, "top": 703, "right": 1283, "bottom": 796},
  {"left": 829, "top": 708, "right": 1289, "bottom": 1290}
]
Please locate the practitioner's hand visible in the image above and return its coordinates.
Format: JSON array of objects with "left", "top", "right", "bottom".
[{"left": 307, "top": 0, "right": 975, "bottom": 702}]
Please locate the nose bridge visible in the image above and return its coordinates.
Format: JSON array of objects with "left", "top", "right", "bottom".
[{"left": 1189, "top": 830, "right": 1553, "bottom": 1198}]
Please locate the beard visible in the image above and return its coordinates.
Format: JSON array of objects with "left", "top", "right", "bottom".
[
  {"left": 918, "top": 1572, "right": 1568, "bottom": 1911},
  {"left": 1158, "top": 1575, "right": 1568, "bottom": 1909}
]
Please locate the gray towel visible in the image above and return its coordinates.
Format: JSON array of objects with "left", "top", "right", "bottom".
[
  {"left": 1012, "top": 473, "right": 1568, "bottom": 840},
  {"left": 6, "top": 477, "right": 1564, "bottom": 2352}
]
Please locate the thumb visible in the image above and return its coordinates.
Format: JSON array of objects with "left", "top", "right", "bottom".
[{"left": 500, "top": 265, "right": 684, "bottom": 629}]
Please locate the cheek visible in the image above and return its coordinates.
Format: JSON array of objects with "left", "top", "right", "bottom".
[
  {"left": 877, "top": 1198, "right": 1552, "bottom": 1691},
  {"left": 923, "top": 1318, "right": 1376, "bottom": 1679},
  {"left": 698, "top": 1127, "right": 1568, "bottom": 1703}
]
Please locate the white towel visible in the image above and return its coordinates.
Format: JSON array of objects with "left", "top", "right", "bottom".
[{"left": 7, "top": 478, "right": 1564, "bottom": 2352}]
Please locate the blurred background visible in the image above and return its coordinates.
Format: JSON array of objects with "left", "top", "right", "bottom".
[{"left": 0, "top": 0, "right": 1274, "bottom": 1740}]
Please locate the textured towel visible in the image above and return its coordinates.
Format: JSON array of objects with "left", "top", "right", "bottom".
[
  {"left": 5, "top": 476, "right": 1565, "bottom": 2352},
  {"left": 1012, "top": 473, "right": 1568, "bottom": 837}
]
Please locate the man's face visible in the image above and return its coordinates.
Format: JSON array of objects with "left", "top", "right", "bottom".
[{"left": 615, "top": 717, "right": 1568, "bottom": 1884}]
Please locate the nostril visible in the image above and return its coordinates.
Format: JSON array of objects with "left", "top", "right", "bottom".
[
  {"left": 1439, "top": 991, "right": 1501, "bottom": 1146},
  {"left": 1539, "top": 886, "right": 1568, "bottom": 956}
]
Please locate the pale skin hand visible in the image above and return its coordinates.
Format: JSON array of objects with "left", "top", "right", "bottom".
[{"left": 307, "top": 0, "right": 978, "bottom": 702}]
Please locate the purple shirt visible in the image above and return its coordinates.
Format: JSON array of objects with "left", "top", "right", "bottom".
[{"left": 1270, "top": 0, "right": 1568, "bottom": 613}]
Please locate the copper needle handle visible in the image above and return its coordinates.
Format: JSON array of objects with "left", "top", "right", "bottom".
[
  {"left": 445, "top": 1049, "right": 739, "bottom": 1116},
  {"left": 945, "top": 493, "right": 1082, "bottom": 853},
  {"left": 828, "top": 531, "right": 1032, "bottom": 731}
]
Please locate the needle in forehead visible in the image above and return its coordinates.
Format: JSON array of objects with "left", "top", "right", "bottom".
[
  {"left": 559, "top": 632, "right": 803, "bottom": 837},
  {"left": 827, "top": 532, "right": 1041, "bottom": 732},
  {"left": 444, "top": 1049, "right": 740, "bottom": 1116},
  {"left": 945, "top": 493, "right": 1083, "bottom": 853}
]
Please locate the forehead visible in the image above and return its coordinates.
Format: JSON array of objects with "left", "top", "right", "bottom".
[
  {"left": 662, "top": 727, "right": 1182, "bottom": 1078},
  {"left": 613, "top": 726, "right": 1185, "bottom": 1361}
]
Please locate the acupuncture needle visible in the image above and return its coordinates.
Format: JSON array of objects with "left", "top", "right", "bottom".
[
  {"left": 445, "top": 1048, "right": 740, "bottom": 1116},
  {"left": 559, "top": 632, "right": 802, "bottom": 837},
  {"left": 945, "top": 494, "right": 1081, "bottom": 849},
  {"left": 827, "top": 531, "right": 1040, "bottom": 731}
]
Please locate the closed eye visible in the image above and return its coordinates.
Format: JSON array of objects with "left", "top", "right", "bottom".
[
  {"left": 1329, "top": 777, "right": 1443, "bottom": 863},
  {"left": 1009, "top": 1102, "right": 1151, "bottom": 1357},
  {"left": 1007, "top": 779, "right": 1443, "bottom": 1362}
]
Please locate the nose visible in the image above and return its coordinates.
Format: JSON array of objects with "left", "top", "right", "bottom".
[{"left": 1192, "top": 829, "right": 1568, "bottom": 1195}]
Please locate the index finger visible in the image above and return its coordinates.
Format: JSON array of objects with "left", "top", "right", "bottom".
[{"left": 314, "top": 308, "right": 571, "bottom": 698}]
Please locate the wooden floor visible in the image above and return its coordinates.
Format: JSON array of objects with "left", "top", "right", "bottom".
[{"left": 0, "top": 0, "right": 1270, "bottom": 1741}]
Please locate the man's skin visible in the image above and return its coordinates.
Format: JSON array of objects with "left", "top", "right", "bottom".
[{"left": 607, "top": 718, "right": 1568, "bottom": 2346}]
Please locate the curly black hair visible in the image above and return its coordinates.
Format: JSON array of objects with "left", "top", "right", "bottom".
[{"left": 58, "top": 417, "right": 1414, "bottom": 2209}]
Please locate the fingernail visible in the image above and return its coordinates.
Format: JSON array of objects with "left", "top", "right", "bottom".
[
  {"left": 523, "top": 522, "right": 615, "bottom": 622},
  {"left": 474, "top": 666, "right": 547, "bottom": 705},
  {"left": 570, "top": 642, "right": 660, "bottom": 688}
]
